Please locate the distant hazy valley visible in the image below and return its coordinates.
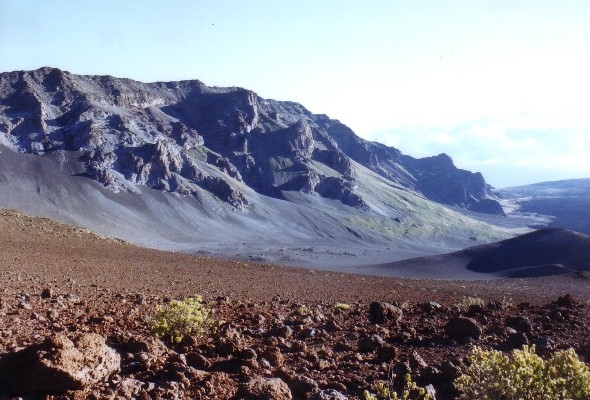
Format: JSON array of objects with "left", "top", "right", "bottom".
[{"left": 497, "top": 178, "right": 590, "bottom": 236}]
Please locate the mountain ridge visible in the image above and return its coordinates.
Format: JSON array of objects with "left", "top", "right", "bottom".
[
  {"left": 0, "top": 67, "right": 515, "bottom": 268},
  {"left": 0, "top": 67, "right": 502, "bottom": 214}
]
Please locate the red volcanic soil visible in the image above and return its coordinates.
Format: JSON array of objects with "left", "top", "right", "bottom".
[{"left": 0, "top": 209, "right": 589, "bottom": 399}]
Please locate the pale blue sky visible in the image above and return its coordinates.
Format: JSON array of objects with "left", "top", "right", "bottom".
[{"left": 1, "top": 0, "right": 589, "bottom": 187}]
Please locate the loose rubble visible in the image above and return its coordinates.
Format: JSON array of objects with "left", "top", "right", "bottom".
[{"left": 0, "top": 290, "right": 588, "bottom": 399}]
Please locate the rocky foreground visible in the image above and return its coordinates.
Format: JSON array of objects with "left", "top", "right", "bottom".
[
  {"left": 0, "top": 209, "right": 589, "bottom": 399},
  {"left": 0, "top": 289, "right": 588, "bottom": 399}
]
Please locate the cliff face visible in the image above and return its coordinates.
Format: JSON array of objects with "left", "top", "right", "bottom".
[{"left": 0, "top": 67, "right": 502, "bottom": 214}]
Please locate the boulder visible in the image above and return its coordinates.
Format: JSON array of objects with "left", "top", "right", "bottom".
[
  {"left": 369, "top": 302, "right": 403, "bottom": 325},
  {"left": 237, "top": 377, "right": 292, "bottom": 400},
  {"left": 310, "top": 389, "right": 349, "bottom": 399},
  {"left": 0, "top": 333, "right": 120, "bottom": 394},
  {"left": 289, "top": 375, "right": 319, "bottom": 398},
  {"left": 556, "top": 294, "right": 577, "bottom": 308},
  {"left": 445, "top": 317, "right": 482, "bottom": 340},
  {"left": 505, "top": 315, "right": 532, "bottom": 332}
]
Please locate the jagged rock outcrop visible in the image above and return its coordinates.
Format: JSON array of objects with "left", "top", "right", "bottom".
[
  {"left": 326, "top": 123, "right": 503, "bottom": 213},
  {"left": 0, "top": 67, "right": 502, "bottom": 213}
]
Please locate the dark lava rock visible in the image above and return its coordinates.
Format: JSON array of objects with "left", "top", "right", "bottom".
[
  {"left": 333, "top": 340, "right": 353, "bottom": 352},
  {"left": 216, "top": 338, "right": 239, "bottom": 356},
  {"left": 505, "top": 331, "right": 529, "bottom": 350},
  {"left": 186, "top": 353, "right": 212, "bottom": 370},
  {"left": 262, "top": 347, "right": 284, "bottom": 367},
  {"left": 358, "top": 334, "right": 385, "bottom": 352},
  {"left": 239, "top": 347, "right": 258, "bottom": 360},
  {"left": 288, "top": 375, "right": 319, "bottom": 398},
  {"left": 369, "top": 302, "right": 403, "bottom": 325},
  {"left": 556, "top": 293, "right": 577, "bottom": 308},
  {"left": 376, "top": 345, "right": 397, "bottom": 362},
  {"left": 444, "top": 317, "right": 482, "bottom": 340},
  {"left": 466, "top": 304, "right": 485, "bottom": 316},
  {"left": 272, "top": 325, "right": 293, "bottom": 339},
  {"left": 533, "top": 337, "right": 554, "bottom": 356},
  {"left": 505, "top": 315, "right": 533, "bottom": 332}
]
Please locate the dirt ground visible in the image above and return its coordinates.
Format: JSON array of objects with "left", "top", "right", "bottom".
[{"left": 0, "top": 209, "right": 589, "bottom": 399}]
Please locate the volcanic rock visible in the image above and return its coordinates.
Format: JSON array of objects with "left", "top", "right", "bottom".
[
  {"left": 444, "top": 317, "right": 482, "bottom": 340},
  {"left": 237, "top": 377, "right": 292, "bottom": 400},
  {"left": 358, "top": 334, "right": 385, "bottom": 352},
  {"left": 0, "top": 333, "right": 120, "bottom": 394},
  {"left": 310, "top": 389, "right": 349, "bottom": 399},
  {"left": 505, "top": 315, "right": 533, "bottom": 332},
  {"left": 369, "top": 302, "right": 403, "bottom": 325}
]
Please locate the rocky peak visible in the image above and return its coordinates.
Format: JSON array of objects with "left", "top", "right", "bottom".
[
  {"left": 285, "top": 119, "right": 315, "bottom": 160},
  {"left": 0, "top": 67, "right": 503, "bottom": 214}
]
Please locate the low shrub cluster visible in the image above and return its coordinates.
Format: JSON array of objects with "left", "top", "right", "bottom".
[
  {"left": 150, "top": 296, "right": 214, "bottom": 344},
  {"left": 455, "top": 296, "right": 485, "bottom": 311},
  {"left": 363, "top": 374, "right": 430, "bottom": 400},
  {"left": 455, "top": 345, "right": 590, "bottom": 400}
]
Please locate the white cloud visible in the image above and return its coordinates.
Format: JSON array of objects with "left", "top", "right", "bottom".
[{"left": 367, "top": 119, "right": 590, "bottom": 187}]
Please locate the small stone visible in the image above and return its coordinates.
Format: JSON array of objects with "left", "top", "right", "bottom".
[
  {"left": 263, "top": 347, "right": 284, "bottom": 367},
  {"left": 318, "top": 359, "right": 331, "bottom": 371},
  {"left": 310, "top": 389, "right": 348, "bottom": 399},
  {"left": 410, "top": 350, "right": 427, "bottom": 369},
  {"left": 425, "top": 384, "right": 437, "bottom": 400},
  {"left": 505, "top": 331, "right": 529, "bottom": 349},
  {"left": 216, "top": 338, "right": 238, "bottom": 356},
  {"left": 299, "top": 327, "right": 316, "bottom": 339},
  {"left": 274, "top": 325, "right": 293, "bottom": 339},
  {"left": 334, "top": 340, "right": 353, "bottom": 352}
]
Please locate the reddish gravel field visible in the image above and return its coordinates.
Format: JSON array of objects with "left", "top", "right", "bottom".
[{"left": 0, "top": 209, "right": 589, "bottom": 399}]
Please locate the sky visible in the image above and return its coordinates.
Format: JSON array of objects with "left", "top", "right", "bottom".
[{"left": 1, "top": 0, "right": 589, "bottom": 187}]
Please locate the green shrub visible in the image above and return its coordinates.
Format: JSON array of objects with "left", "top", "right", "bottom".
[
  {"left": 334, "top": 302, "right": 351, "bottom": 310},
  {"left": 455, "top": 345, "right": 590, "bottom": 399},
  {"left": 455, "top": 296, "right": 485, "bottom": 311},
  {"left": 363, "top": 374, "right": 430, "bottom": 400},
  {"left": 150, "top": 296, "right": 214, "bottom": 344}
]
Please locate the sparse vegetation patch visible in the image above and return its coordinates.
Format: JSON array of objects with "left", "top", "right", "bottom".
[
  {"left": 150, "top": 296, "right": 214, "bottom": 344},
  {"left": 455, "top": 345, "right": 590, "bottom": 400}
]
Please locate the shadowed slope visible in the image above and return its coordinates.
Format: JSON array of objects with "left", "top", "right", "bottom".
[
  {"left": 367, "top": 228, "right": 590, "bottom": 280},
  {"left": 465, "top": 228, "right": 590, "bottom": 276}
]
